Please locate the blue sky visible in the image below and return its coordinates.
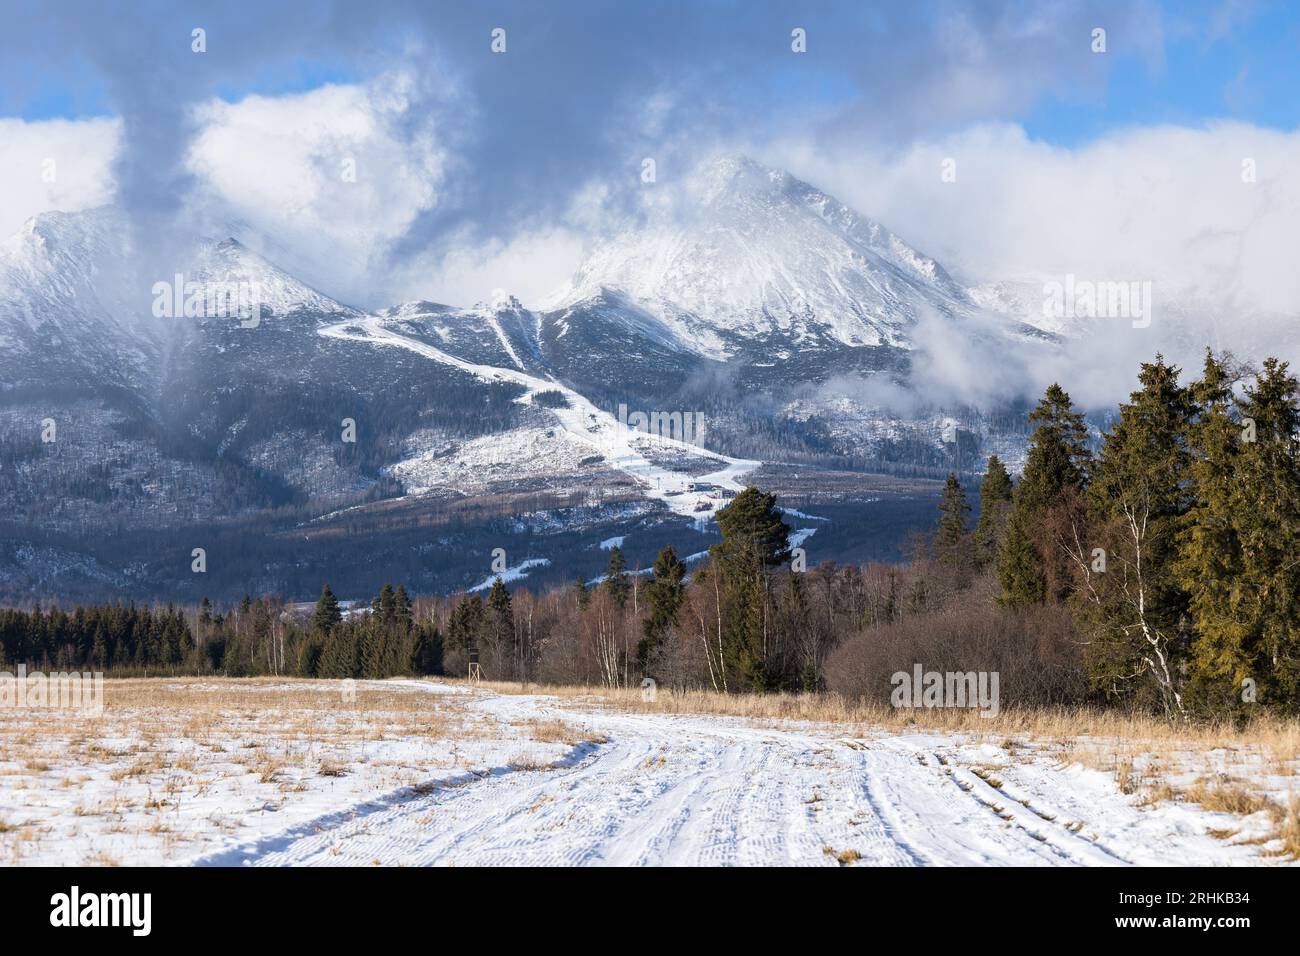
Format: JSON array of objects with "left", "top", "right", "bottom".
[{"left": 4, "top": 1, "right": 1297, "bottom": 142}]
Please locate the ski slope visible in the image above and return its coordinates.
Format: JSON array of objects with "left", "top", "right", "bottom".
[
  {"left": 319, "top": 316, "right": 758, "bottom": 519},
  {"left": 192, "top": 682, "right": 1278, "bottom": 868}
]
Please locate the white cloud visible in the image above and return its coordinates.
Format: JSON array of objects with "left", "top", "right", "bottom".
[
  {"left": 763, "top": 121, "right": 1300, "bottom": 405},
  {"left": 768, "top": 121, "right": 1300, "bottom": 313},
  {"left": 0, "top": 117, "right": 120, "bottom": 238},
  {"left": 184, "top": 72, "right": 448, "bottom": 307},
  {"left": 398, "top": 226, "right": 587, "bottom": 309}
]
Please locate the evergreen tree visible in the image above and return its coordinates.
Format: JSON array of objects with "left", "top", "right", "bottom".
[
  {"left": 573, "top": 575, "right": 590, "bottom": 611},
  {"left": 1179, "top": 358, "right": 1300, "bottom": 716},
  {"left": 639, "top": 545, "right": 687, "bottom": 667},
  {"left": 297, "top": 635, "right": 323, "bottom": 677},
  {"left": 410, "top": 626, "right": 444, "bottom": 675},
  {"left": 448, "top": 594, "right": 485, "bottom": 660},
  {"left": 603, "top": 547, "right": 629, "bottom": 609},
  {"left": 311, "top": 583, "right": 343, "bottom": 632},
  {"left": 375, "top": 583, "right": 396, "bottom": 626},
  {"left": 1178, "top": 351, "right": 1248, "bottom": 716},
  {"left": 934, "top": 473, "right": 973, "bottom": 573},
  {"left": 709, "top": 487, "right": 792, "bottom": 691},
  {"left": 1236, "top": 359, "right": 1300, "bottom": 712},
  {"left": 711, "top": 487, "right": 792, "bottom": 573},
  {"left": 997, "top": 383, "right": 1092, "bottom": 605},
  {"left": 486, "top": 578, "right": 515, "bottom": 668},
  {"left": 1076, "top": 357, "right": 1193, "bottom": 716},
  {"left": 974, "top": 455, "right": 1014, "bottom": 567},
  {"left": 393, "top": 585, "right": 413, "bottom": 627}
]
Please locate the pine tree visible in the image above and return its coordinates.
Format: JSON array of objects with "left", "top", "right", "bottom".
[
  {"left": 709, "top": 487, "right": 791, "bottom": 692},
  {"left": 710, "top": 487, "right": 791, "bottom": 574},
  {"left": 934, "top": 473, "right": 973, "bottom": 574},
  {"left": 486, "top": 578, "right": 515, "bottom": 662},
  {"left": 974, "top": 455, "right": 1014, "bottom": 568},
  {"left": 603, "top": 547, "right": 629, "bottom": 609},
  {"left": 1180, "top": 358, "right": 1300, "bottom": 716},
  {"left": 639, "top": 545, "right": 686, "bottom": 668},
  {"left": 573, "top": 576, "right": 590, "bottom": 610},
  {"left": 311, "top": 583, "right": 343, "bottom": 632},
  {"left": 393, "top": 585, "right": 413, "bottom": 627},
  {"left": 1178, "top": 351, "right": 1248, "bottom": 716},
  {"left": 997, "top": 383, "right": 1092, "bottom": 605},
  {"left": 1076, "top": 357, "right": 1193, "bottom": 716}
]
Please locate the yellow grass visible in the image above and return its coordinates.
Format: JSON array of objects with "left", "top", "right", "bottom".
[{"left": 470, "top": 679, "right": 1300, "bottom": 756}]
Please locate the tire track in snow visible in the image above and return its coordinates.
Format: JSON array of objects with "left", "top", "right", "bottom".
[{"left": 189, "top": 685, "right": 1213, "bottom": 867}]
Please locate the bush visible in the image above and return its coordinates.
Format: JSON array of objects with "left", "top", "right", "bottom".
[{"left": 824, "top": 597, "right": 1087, "bottom": 709}]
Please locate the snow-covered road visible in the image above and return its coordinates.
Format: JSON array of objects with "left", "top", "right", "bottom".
[{"left": 192, "top": 683, "right": 1270, "bottom": 867}]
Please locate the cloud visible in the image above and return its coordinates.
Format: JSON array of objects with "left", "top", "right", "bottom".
[
  {"left": 185, "top": 72, "right": 450, "bottom": 308},
  {"left": 396, "top": 226, "right": 587, "bottom": 309},
  {"left": 762, "top": 120, "right": 1300, "bottom": 406},
  {"left": 0, "top": 117, "right": 119, "bottom": 238}
]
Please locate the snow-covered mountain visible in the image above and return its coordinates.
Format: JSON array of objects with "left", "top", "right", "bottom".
[
  {"left": 542, "top": 155, "right": 974, "bottom": 357},
  {"left": 0, "top": 156, "right": 1047, "bottom": 601}
]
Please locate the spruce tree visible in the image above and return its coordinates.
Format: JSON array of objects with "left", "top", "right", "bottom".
[
  {"left": 934, "top": 473, "right": 973, "bottom": 574},
  {"left": 639, "top": 545, "right": 686, "bottom": 667},
  {"left": 1178, "top": 351, "right": 1248, "bottom": 716},
  {"left": 1077, "top": 357, "right": 1193, "bottom": 715},
  {"left": 710, "top": 487, "right": 791, "bottom": 574},
  {"left": 486, "top": 578, "right": 515, "bottom": 660},
  {"left": 393, "top": 585, "right": 413, "bottom": 627},
  {"left": 311, "top": 583, "right": 343, "bottom": 632},
  {"left": 974, "top": 455, "right": 1014, "bottom": 568},
  {"left": 709, "top": 487, "right": 791, "bottom": 692},
  {"left": 1182, "top": 357, "right": 1300, "bottom": 715},
  {"left": 603, "top": 547, "right": 630, "bottom": 608},
  {"left": 997, "top": 383, "right": 1092, "bottom": 605}
]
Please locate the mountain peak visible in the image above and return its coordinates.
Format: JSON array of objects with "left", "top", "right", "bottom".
[{"left": 543, "top": 157, "right": 971, "bottom": 357}]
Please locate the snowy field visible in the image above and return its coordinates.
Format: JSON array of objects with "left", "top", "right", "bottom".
[{"left": 0, "top": 678, "right": 1295, "bottom": 866}]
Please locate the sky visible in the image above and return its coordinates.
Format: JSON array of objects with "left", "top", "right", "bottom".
[{"left": 1, "top": 0, "right": 1298, "bottom": 404}]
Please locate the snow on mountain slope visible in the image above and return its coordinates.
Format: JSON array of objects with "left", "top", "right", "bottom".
[
  {"left": 319, "top": 315, "right": 758, "bottom": 519},
  {"left": 0, "top": 207, "right": 358, "bottom": 393},
  {"left": 542, "top": 155, "right": 976, "bottom": 359},
  {"left": 0, "top": 208, "right": 158, "bottom": 387},
  {"left": 190, "top": 236, "right": 357, "bottom": 318},
  {"left": 378, "top": 295, "right": 545, "bottom": 373}
]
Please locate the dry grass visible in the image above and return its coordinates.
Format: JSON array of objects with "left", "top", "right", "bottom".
[
  {"left": 471, "top": 679, "right": 1300, "bottom": 756},
  {"left": 0, "top": 677, "right": 478, "bottom": 863},
  {"left": 823, "top": 846, "right": 861, "bottom": 866},
  {"left": 512, "top": 718, "right": 607, "bottom": 748},
  {"left": 1183, "top": 778, "right": 1276, "bottom": 817}
]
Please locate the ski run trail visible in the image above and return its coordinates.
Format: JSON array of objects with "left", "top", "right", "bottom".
[
  {"left": 191, "top": 682, "right": 1279, "bottom": 868},
  {"left": 319, "top": 316, "right": 758, "bottom": 520}
]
